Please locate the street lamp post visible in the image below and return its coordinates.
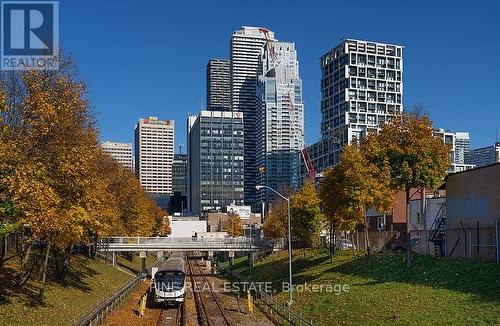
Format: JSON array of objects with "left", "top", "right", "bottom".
[{"left": 256, "top": 185, "right": 293, "bottom": 306}]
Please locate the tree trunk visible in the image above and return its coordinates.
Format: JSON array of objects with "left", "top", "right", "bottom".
[
  {"left": 38, "top": 243, "right": 46, "bottom": 278},
  {"left": 62, "top": 254, "right": 70, "bottom": 283},
  {"left": 92, "top": 234, "right": 98, "bottom": 259},
  {"left": 364, "top": 208, "right": 371, "bottom": 256},
  {"left": 351, "top": 232, "right": 356, "bottom": 256},
  {"left": 53, "top": 249, "right": 62, "bottom": 282},
  {"left": 39, "top": 242, "right": 51, "bottom": 298},
  {"left": 16, "top": 241, "right": 32, "bottom": 286},
  {"left": 364, "top": 224, "right": 371, "bottom": 256},
  {"left": 55, "top": 248, "right": 70, "bottom": 283},
  {"left": 329, "top": 220, "right": 335, "bottom": 262},
  {"left": 405, "top": 188, "right": 412, "bottom": 267},
  {"left": 0, "top": 235, "right": 5, "bottom": 269},
  {"left": 16, "top": 232, "right": 23, "bottom": 256}
]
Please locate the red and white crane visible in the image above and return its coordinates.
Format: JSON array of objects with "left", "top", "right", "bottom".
[
  {"left": 301, "top": 147, "right": 316, "bottom": 180},
  {"left": 259, "top": 27, "right": 277, "bottom": 60}
]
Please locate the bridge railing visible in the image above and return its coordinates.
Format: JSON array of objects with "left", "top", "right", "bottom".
[
  {"left": 97, "top": 237, "right": 271, "bottom": 249},
  {"left": 100, "top": 236, "right": 255, "bottom": 245}
]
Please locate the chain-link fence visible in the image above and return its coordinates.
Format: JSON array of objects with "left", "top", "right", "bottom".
[
  {"left": 351, "top": 231, "right": 405, "bottom": 252},
  {"left": 444, "top": 226, "right": 498, "bottom": 261},
  {"left": 344, "top": 226, "right": 499, "bottom": 263}
]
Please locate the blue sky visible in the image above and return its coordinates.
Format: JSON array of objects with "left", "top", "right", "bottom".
[{"left": 61, "top": 0, "right": 499, "bottom": 150}]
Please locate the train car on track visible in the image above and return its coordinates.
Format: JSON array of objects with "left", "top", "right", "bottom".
[{"left": 153, "top": 252, "right": 187, "bottom": 304}]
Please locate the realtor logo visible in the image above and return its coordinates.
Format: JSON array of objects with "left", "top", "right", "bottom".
[{"left": 1, "top": 1, "right": 59, "bottom": 70}]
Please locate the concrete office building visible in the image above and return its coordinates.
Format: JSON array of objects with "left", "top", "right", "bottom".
[
  {"left": 206, "top": 59, "right": 231, "bottom": 111},
  {"left": 230, "top": 26, "right": 276, "bottom": 207},
  {"left": 134, "top": 117, "right": 175, "bottom": 196},
  {"left": 256, "top": 41, "right": 304, "bottom": 203},
  {"left": 187, "top": 111, "right": 244, "bottom": 215},
  {"left": 306, "top": 39, "right": 404, "bottom": 175},
  {"left": 465, "top": 142, "right": 500, "bottom": 167},
  {"left": 434, "top": 128, "right": 474, "bottom": 173},
  {"left": 101, "top": 141, "right": 133, "bottom": 171}
]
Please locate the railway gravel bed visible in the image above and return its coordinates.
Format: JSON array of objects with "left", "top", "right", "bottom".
[
  {"left": 99, "top": 257, "right": 274, "bottom": 326},
  {"left": 189, "top": 258, "right": 274, "bottom": 326}
]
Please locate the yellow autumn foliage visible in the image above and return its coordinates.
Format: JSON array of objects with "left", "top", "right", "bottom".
[{"left": 0, "top": 58, "right": 168, "bottom": 252}]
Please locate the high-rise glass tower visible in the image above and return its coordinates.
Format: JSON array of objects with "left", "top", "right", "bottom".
[
  {"left": 206, "top": 59, "right": 231, "bottom": 111},
  {"left": 172, "top": 153, "right": 188, "bottom": 195},
  {"left": 256, "top": 42, "right": 304, "bottom": 202},
  {"left": 306, "top": 39, "right": 404, "bottom": 175},
  {"left": 230, "top": 26, "right": 275, "bottom": 207}
]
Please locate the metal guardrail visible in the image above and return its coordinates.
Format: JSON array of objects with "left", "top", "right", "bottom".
[
  {"left": 72, "top": 256, "right": 163, "bottom": 326},
  {"left": 216, "top": 261, "right": 313, "bottom": 326},
  {"left": 97, "top": 237, "right": 269, "bottom": 252},
  {"left": 72, "top": 274, "right": 142, "bottom": 326}
]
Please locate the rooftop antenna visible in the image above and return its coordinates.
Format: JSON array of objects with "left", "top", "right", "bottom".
[{"left": 179, "top": 143, "right": 184, "bottom": 155}]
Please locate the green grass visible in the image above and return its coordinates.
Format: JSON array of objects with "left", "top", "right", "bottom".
[
  {"left": 0, "top": 254, "right": 131, "bottom": 326},
  {"left": 231, "top": 249, "right": 500, "bottom": 325}
]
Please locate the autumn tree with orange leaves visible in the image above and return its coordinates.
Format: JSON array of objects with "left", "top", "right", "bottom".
[
  {"left": 263, "top": 181, "right": 322, "bottom": 254},
  {"left": 320, "top": 144, "right": 393, "bottom": 259},
  {"left": 362, "top": 110, "right": 450, "bottom": 265},
  {"left": 262, "top": 197, "right": 288, "bottom": 240},
  {"left": 0, "top": 58, "right": 168, "bottom": 298},
  {"left": 226, "top": 211, "right": 244, "bottom": 237},
  {"left": 320, "top": 109, "right": 450, "bottom": 262}
]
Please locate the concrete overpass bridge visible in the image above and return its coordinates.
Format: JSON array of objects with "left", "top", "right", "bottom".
[{"left": 97, "top": 237, "right": 267, "bottom": 253}]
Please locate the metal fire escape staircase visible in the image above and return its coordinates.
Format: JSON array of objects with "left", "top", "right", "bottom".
[{"left": 428, "top": 202, "right": 446, "bottom": 257}]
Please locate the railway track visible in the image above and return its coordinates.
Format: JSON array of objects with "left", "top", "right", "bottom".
[
  {"left": 173, "top": 302, "right": 184, "bottom": 326},
  {"left": 155, "top": 302, "right": 184, "bottom": 326},
  {"left": 155, "top": 308, "right": 165, "bottom": 326},
  {"left": 188, "top": 259, "right": 231, "bottom": 326}
]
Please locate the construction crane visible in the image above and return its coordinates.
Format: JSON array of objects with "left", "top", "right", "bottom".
[
  {"left": 301, "top": 147, "right": 316, "bottom": 180},
  {"left": 259, "top": 28, "right": 277, "bottom": 60}
]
